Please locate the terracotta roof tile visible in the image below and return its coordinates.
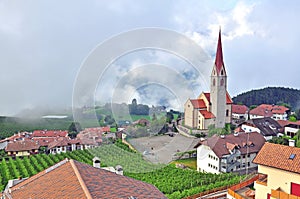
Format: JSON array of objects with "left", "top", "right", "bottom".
[
  {"left": 32, "top": 130, "right": 68, "bottom": 137},
  {"left": 5, "top": 140, "right": 40, "bottom": 152},
  {"left": 232, "top": 104, "right": 249, "bottom": 114},
  {"left": 253, "top": 142, "right": 300, "bottom": 174},
  {"left": 5, "top": 159, "right": 166, "bottom": 199},
  {"left": 199, "top": 110, "right": 215, "bottom": 119},
  {"left": 190, "top": 99, "right": 207, "bottom": 109},
  {"left": 203, "top": 92, "right": 232, "bottom": 104},
  {"left": 249, "top": 104, "right": 289, "bottom": 117}
]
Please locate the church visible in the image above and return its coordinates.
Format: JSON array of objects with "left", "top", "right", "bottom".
[{"left": 184, "top": 30, "right": 232, "bottom": 130}]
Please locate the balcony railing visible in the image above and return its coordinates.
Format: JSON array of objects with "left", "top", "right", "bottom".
[
  {"left": 271, "top": 189, "right": 300, "bottom": 199},
  {"left": 255, "top": 174, "right": 268, "bottom": 186}
]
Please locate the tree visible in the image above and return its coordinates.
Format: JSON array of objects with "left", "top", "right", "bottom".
[
  {"left": 289, "top": 115, "right": 297, "bottom": 122},
  {"left": 166, "top": 112, "right": 174, "bottom": 124},
  {"left": 68, "top": 122, "right": 82, "bottom": 133}
]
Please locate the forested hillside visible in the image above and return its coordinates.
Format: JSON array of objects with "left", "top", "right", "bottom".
[{"left": 232, "top": 87, "right": 300, "bottom": 110}]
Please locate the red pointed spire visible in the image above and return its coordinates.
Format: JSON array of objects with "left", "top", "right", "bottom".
[{"left": 215, "top": 28, "right": 225, "bottom": 75}]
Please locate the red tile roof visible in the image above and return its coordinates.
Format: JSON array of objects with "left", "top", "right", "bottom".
[
  {"left": 32, "top": 137, "right": 55, "bottom": 147},
  {"left": 215, "top": 29, "right": 225, "bottom": 75},
  {"left": 253, "top": 142, "right": 300, "bottom": 174},
  {"left": 194, "top": 132, "right": 266, "bottom": 158},
  {"left": 250, "top": 104, "right": 289, "bottom": 117},
  {"left": 5, "top": 140, "right": 40, "bottom": 152},
  {"left": 277, "top": 119, "right": 300, "bottom": 127},
  {"left": 32, "top": 130, "right": 68, "bottom": 137},
  {"left": 199, "top": 110, "right": 215, "bottom": 119},
  {"left": 203, "top": 92, "right": 233, "bottom": 104},
  {"left": 5, "top": 159, "right": 166, "bottom": 199},
  {"left": 190, "top": 99, "right": 206, "bottom": 109},
  {"left": 232, "top": 104, "right": 249, "bottom": 114}
]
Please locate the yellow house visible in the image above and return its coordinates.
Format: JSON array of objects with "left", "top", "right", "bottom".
[
  {"left": 5, "top": 140, "right": 39, "bottom": 157},
  {"left": 253, "top": 142, "right": 300, "bottom": 199}
]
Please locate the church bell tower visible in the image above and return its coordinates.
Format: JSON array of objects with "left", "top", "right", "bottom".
[{"left": 210, "top": 29, "right": 227, "bottom": 128}]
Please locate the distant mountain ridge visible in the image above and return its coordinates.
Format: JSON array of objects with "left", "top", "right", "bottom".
[{"left": 232, "top": 87, "right": 300, "bottom": 110}]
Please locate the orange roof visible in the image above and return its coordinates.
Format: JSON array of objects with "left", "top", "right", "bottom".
[
  {"left": 277, "top": 119, "right": 300, "bottom": 127},
  {"left": 250, "top": 104, "right": 289, "bottom": 116},
  {"left": 199, "top": 110, "right": 215, "bottom": 119},
  {"left": 253, "top": 142, "right": 300, "bottom": 174},
  {"left": 5, "top": 159, "right": 166, "bottom": 199},
  {"left": 203, "top": 92, "right": 233, "bottom": 104},
  {"left": 5, "top": 140, "right": 40, "bottom": 152},
  {"left": 190, "top": 99, "right": 206, "bottom": 109},
  {"left": 32, "top": 130, "right": 68, "bottom": 137},
  {"left": 232, "top": 104, "right": 249, "bottom": 114},
  {"left": 83, "top": 127, "right": 110, "bottom": 133}
]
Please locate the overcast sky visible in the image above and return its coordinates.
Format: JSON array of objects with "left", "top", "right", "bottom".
[{"left": 1, "top": 0, "right": 300, "bottom": 116}]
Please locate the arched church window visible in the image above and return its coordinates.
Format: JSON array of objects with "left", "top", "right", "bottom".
[
  {"left": 213, "top": 78, "right": 216, "bottom": 86},
  {"left": 221, "top": 69, "right": 224, "bottom": 75},
  {"left": 220, "top": 78, "right": 224, "bottom": 86},
  {"left": 213, "top": 70, "right": 215, "bottom": 75},
  {"left": 226, "top": 109, "right": 229, "bottom": 117}
]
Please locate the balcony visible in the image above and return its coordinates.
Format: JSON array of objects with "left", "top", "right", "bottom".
[
  {"left": 255, "top": 174, "right": 268, "bottom": 186},
  {"left": 271, "top": 189, "right": 300, "bottom": 199},
  {"left": 227, "top": 174, "right": 259, "bottom": 199}
]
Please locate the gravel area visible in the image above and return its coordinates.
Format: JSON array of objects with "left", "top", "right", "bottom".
[{"left": 128, "top": 134, "right": 200, "bottom": 164}]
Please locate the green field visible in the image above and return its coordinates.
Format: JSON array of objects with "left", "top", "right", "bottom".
[{"left": 170, "top": 157, "right": 197, "bottom": 170}]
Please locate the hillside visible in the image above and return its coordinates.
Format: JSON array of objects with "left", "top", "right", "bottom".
[{"left": 232, "top": 87, "right": 300, "bottom": 110}]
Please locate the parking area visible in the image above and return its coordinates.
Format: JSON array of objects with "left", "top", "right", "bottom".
[{"left": 128, "top": 133, "right": 200, "bottom": 164}]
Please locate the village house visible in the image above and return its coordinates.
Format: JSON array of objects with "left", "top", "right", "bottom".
[
  {"left": 47, "top": 137, "right": 98, "bottom": 154},
  {"left": 277, "top": 120, "right": 300, "bottom": 138},
  {"left": 5, "top": 140, "right": 40, "bottom": 157},
  {"left": 240, "top": 117, "right": 282, "bottom": 140},
  {"left": 2, "top": 158, "right": 166, "bottom": 199},
  {"left": 249, "top": 104, "right": 289, "bottom": 121},
  {"left": 184, "top": 29, "right": 232, "bottom": 130},
  {"left": 231, "top": 104, "right": 249, "bottom": 120},
  {"left": 253, "top": 143, "right": 300, "bottom": 199},
  {"left": 194, "top": 132, "right": 265, "bottom": 174}
]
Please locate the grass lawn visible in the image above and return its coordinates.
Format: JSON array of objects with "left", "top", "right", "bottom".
[{"left": 170, "top": 157, "right": 197, "bottom": 170}]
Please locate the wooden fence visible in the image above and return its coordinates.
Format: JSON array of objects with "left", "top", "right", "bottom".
[{"left": 184, "top": 174, "right": 260, "bottom": 199}]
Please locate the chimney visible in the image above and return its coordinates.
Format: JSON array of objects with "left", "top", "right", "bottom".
[
  {"left": 93, "top": 157, "right": 101, "bottom": 168},
  {"left": 289, "top": 139, "right": 295, "bottom": 147},
  {"left": 115, "top": 165, "right": 123, "bottom": 175}
]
